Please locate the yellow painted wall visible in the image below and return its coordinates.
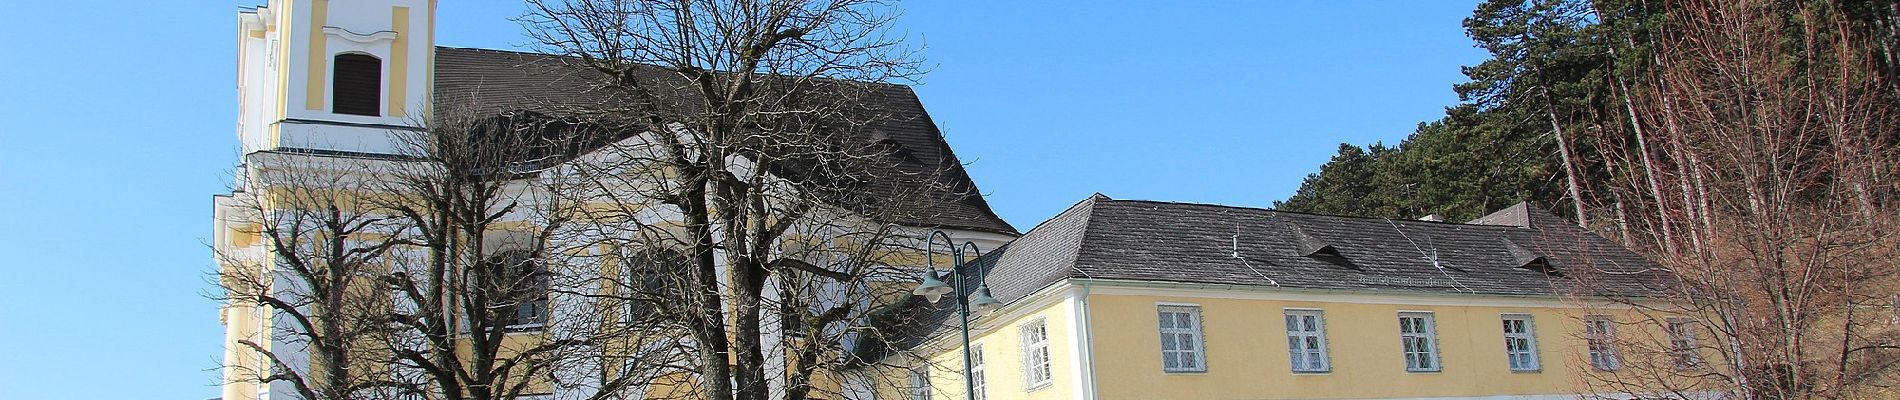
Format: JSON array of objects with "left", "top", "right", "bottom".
[
  {"left": 645, "top": 372, "right": 703, "bottom": 400},
  {"left": 450, "top": 331, "right": 556, "bottom": 395},
  {"left": 912, "top": 297, "right": 1078, "bottom": 400},
  {"left": 1085, "top": 292, "right": 1663, "bottom": 400}
]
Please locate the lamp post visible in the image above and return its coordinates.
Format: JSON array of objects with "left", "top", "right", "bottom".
[{"left": 911, "top": 230, "right": 1002, "bottom": 400}]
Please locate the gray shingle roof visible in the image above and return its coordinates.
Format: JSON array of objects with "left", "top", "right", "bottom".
[
  {"left": 850, "top": 195, "right": 1672, "bottom": 363},
  {"left": 429, "top": 46, "right": 1015, "bottom": 234},
  {"left": 1063, "top": 196, "right": 1667, "bottom": 297}
]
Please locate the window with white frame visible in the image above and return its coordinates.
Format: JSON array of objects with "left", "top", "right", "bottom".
[
  {"left": 907, "top": 367, "right": 931, "bottom": 400},
  {"left": 1020, "top": 318, "right": 1052, "bottom": 389},
  {"left": 1284, "top": 309, "right": 1330, "bottom": 372},
  {"left": 970, "top": 343, "right": 987, "bottom": 400},
  {"left": 1398, "top": 312, "right": 1441, "bottom": 372},
  {"left": 1157, "top": 305, "right": 1206, "bottom": 372},
  {"left": 1585, "top": 315, "right": 1621, "bottom": 370},
  {"left": 1667, "top": 317, "right": 1702, "bottom": 369},
  {"left": 1501, "top": 314, "right": 1540, "bottom": 371}
]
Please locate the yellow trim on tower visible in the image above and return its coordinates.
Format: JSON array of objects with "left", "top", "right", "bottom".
[
  {"left": 388, "top": 6, "right": 410, "bottom": 117},
  {"left": 275, "top": 0, "right": 292, "bottom": 121},
  {"left": 304, "top": 0, "right": 329, "bottom": 111},
  {"left": 273, "top": 1, "right": 295, "bottom": 147},
  {"left": 424, "top": 0, "right": 437, "bottom": 117}
]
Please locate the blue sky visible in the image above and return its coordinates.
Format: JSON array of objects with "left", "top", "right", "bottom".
[{"left": 0, "top": 2, "right": 1485, "bottom": 398}]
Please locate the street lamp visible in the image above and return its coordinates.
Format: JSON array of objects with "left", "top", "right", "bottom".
[{"left": 911, "top": 229, "right": 1001, "bottom": 400}]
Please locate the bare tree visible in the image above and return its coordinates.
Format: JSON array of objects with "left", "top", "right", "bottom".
[
  {"left": 213, "top": 152, "right": 409, "bottom": 400},
  {"left": 512, "top": 1, "right": 977, "bottom": 399},
  {"left": 373, "top": 107, "right": 616, "bottom": 400},
  {"left": 1574, "top": 1, "right": 1900, "bottom": 399}
]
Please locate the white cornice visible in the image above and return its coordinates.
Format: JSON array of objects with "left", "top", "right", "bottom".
[
  {"left": 239, "top": 11, "right": 267, "bottom": 32},
  {"left": 323, "top": 26, "right": 398, "bottom": 44},
  {"left": 914, "top": 281, "right": 1076, "bottom": 353}
]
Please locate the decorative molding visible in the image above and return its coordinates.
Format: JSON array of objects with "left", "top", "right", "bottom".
[
  {"left": 277, "top": 117, "right": 425, "bottom": 131},
  {"left": 323, "top": 26, "right": 398, "bottom": 44},
  {"left": 914, "top": 281, "right": 1074, "bottom": 353}
]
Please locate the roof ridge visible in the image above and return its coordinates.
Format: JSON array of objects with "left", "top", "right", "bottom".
[
  {"left": 434, "top": 45, "right": 547, "bottom": 56},
  {"left": 1063, "top": 197, "right": 1103, "bottom": 280},
  {"left": 1016, "top": 195, "right": 1102, "bottom": 238},
  {"left": 432, "top": 45, "right": 919, "bottom": 89},
  {"left": 1102, "top": 197, "right": 1516, "bottom": 228}
]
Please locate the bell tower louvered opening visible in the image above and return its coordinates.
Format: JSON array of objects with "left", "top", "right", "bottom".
[{"left": 332, "top": 53, "right": 382, "bottom": 116}]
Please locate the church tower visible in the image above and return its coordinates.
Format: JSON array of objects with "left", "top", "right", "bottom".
[
  {"left": 236, "top": 0, "right": 436, "bottom": 156},
  {"left": 221, "top": 4, "right": 436, "bottom": 400}
]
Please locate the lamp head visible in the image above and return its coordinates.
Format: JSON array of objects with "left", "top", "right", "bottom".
[
  {"left": 968, "top": 285, "right": 1003, "bottom": 314},
  {"left": 911, "top": 269, "right": 953, "bottom": 303}
]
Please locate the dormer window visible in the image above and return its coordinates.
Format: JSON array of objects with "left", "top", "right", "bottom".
[
  {"left": 1503, "top": 237, "right": 1561, "bottom": 276},
  {"left": 332, "top": 53, "right": 381, "bottom": 116},
  {"left": 1289, "top": 224, "right": 1336, "bottom": 256}
]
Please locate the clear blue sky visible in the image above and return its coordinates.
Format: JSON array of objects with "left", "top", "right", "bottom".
[{"left": 0, "top": 1, "right": 1485, "bottom": 398}]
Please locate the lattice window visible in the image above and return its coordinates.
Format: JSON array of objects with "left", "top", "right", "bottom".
[
  {"left": 1020, "top": 319, "right": 1052, "bottom": 388},
  {"left": 1157, "top": 305, "right": 1206, "bottom": 373},
  {"left": 1399, "top": 313, "right": 1440, "bottom": 372},
  {"left": 1501, "top": 314, "right": 1540, "bottom": 371},
  {"left": 1284, "top": 309, "right": 1330, "bottom": 372},
  {"left": 1585, "top": 315, "right": 1621, "bottom": 371}
]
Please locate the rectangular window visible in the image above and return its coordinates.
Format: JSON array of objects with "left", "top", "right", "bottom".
[
  {"left": 1667, "top": 317, "right": 1702, "bottom": 369},
  {"left": 1501, "top": 314, "right": 1540, "bottom": 371},
  {"left": 498, "top": 252, "right": 549, "bottom": 330},
  {"left": 1398, "top": 312, "right": 1441, "bottom": 372},
  {"left": 1157, "top": 305, "right": 1206, "bottom": 372},
  {"left": 1284, "top": 309, "right": 1330, "bottom": 372},
  {"left": 907, "top": 367, "right": 931, "bottom": 400},
  {"left": 970, "top": 343, "right": 987, "bottom": 400},
  {"left": 1021, "top": 319, "right": 1052, "bottom": 389},
  {"left": 1585, "top": 315, "right": 1621, "bottom": 371}
]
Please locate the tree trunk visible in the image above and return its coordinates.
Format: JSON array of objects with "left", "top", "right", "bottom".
[
  {"left": 1546, "top": 109, "right": 1591, "bottom": 227},
  {"left": 1606, "top": 46, "right": 1681, "bottom": 255}
]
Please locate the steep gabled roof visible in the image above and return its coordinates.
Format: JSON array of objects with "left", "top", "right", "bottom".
[{"left": 429, "top": 47, "right": 1015, "bottom": 234}]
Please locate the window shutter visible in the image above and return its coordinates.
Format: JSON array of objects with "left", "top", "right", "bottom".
[{"left": 332, "top": 54, "right": 381, "bottom": 116}]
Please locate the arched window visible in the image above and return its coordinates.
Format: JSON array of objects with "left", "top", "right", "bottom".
[{"left": 332, "top": 53, "right": 381, "bottom": 116}]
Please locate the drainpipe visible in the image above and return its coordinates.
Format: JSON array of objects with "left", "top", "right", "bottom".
[{"left": 1074, "top": 280, "right": 1098, "bottom": 400}]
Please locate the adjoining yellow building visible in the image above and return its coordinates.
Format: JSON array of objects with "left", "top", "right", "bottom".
[{"left": 850, "top": 195, "right": 1686, "bottom": 400}]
